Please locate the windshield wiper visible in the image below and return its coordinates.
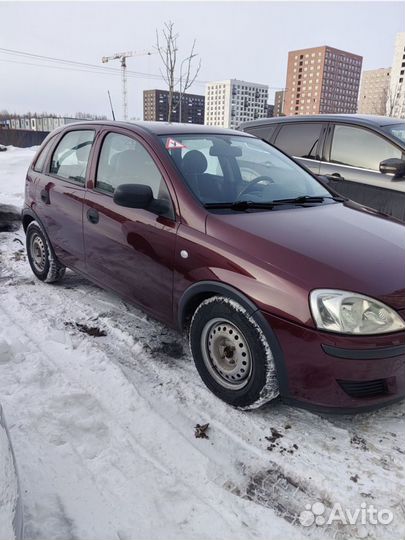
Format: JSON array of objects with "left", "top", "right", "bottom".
[
  {"left": 204, "top": 200, "right": 276, "bottom": 210},
  {"left": 204, "top": 195, "right": 346, "bottom": 211},
  {"left": 270, "top": 195, "right": 346, "bottom": 205}
]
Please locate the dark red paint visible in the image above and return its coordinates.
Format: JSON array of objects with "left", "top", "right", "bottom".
[{"left": 24, "top": 121, "right": 405, "bottom": 411}]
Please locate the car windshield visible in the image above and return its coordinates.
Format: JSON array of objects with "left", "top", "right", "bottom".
[
  {"left": 382, "top": 123, "right": 405, "bottom": 143},
  {"left": 160, "top": 134, "right": 330, "bottom": 207}
]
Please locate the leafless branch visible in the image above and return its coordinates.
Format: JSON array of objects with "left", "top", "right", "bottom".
[{"left": 155, "top": 22, "right": 201, "bottom": 122}]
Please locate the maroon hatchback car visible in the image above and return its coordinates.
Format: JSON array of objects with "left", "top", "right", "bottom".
[{"left": 22, "top": 121, "right": 405, "bottom": 412}]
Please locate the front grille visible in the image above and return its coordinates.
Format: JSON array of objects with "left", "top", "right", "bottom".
[{"left": 338, "top": 379, "right": 388, "bottom": 399}]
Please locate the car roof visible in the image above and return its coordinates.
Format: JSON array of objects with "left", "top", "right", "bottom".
[
  {"left": 240, "top": 114, "right": 404, "bottom": 129},
  {"left": 57, "top": 120, "right": 251, "bottom": 137}
]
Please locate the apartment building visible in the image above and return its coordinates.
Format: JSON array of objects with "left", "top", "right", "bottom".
[
  {"left": 273, "top": 90, "right": 285, "bottom": 116},
  {"left": 358, "top": 68, "right": 391, "bottom": 115},
  {"left": 143, "top": 89, "right": 205, "bottom": 124},
  {"left": 389, "top": 32, "right": 405, "bottom": 118},
  {"left": 204, "top": 79, "right": 268, "bottom": 129},
  {"left": 284, "top": 46, "right": 362, "bottom": 116}
]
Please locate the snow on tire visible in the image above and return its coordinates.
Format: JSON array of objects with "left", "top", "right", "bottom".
[
  {"left": 26, "top": 220, "right": 66, "bottom": 283},
  {"left": 189, "top": 296, "right": 279, "bottom": 409}
]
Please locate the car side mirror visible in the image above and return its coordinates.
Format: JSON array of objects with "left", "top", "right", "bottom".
[
  {"left": 113, "top": 184, "right": 153, "bottom": 209},
  {"left": 379, "top": 158, "right": 405, "bottom": 179}
]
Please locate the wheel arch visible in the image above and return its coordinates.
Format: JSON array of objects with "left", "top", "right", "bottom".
[
  {"left": 178, "top": 281, "right": 289, "bottom": 396},
  {"left": 178, "top": 281, "right": 258, "bottom": 330},
  {"left": 21, "top": 207, "right": 38, "bottom": 232}
]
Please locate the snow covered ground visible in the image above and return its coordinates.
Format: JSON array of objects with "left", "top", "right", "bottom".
[{"left": 0, "top": 147, "right": 404, "bottom": 540}]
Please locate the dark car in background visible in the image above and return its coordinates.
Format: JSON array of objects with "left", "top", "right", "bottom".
[
  {"left": 22, "top": 121, "right": 405, "bottom": 412},
  {"left": 240, "top": 115, "right": 405, "bottom": 222}
]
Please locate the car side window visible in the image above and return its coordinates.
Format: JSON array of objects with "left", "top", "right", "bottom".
[
  {"left": 96, "top": 132, "right": 173, "bottom": 210},
  {"left": 245, "top": 125, "right": 277, "bottom": 142},
  {"left": 274, "top": 123, "right": 323, "bottom": 159},
  {"left": 50, "top": 130, "right": 95, "bottom": 183},
  {"left": 330, "top": 125, "right": 402, "bottom": 171},
  {"left": 33, "top": 135, "right": 56, "bottom": 172}
]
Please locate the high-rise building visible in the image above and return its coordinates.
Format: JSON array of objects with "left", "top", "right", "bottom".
[
  {"left": 204, "top": 79, "right": 268, "bottom": 129},
  {"left": 284, "top": 46, "right": 362, "bottom": 116},
  {"left": 143, "top": 89, "right": 205, "bottom": 123},
  {"left": 273, "top": 90, "right": 285, "bottom": 116},
  {"left": 265, "top": 104, "right": 274, "bottom": 117},
  {"left": 388, "top": 32, "right": 405, "bottom": 118},
  {"left": 358, "top": 68, "right": 391, "bottom": 115}
]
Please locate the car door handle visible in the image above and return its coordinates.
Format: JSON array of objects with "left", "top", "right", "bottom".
[
  {"left": 40, "top": 189, "right": 50, "bottom": 204},
  {"left": 327, "top": 172, "right": 344, "bottom": 180},
  {"left": 87, "top": 208, "right": 99, "bottom": 224}
]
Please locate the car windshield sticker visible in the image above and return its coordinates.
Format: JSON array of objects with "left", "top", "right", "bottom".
[{"left": 166, "top": 138, "right": 187, "bottom": 150}]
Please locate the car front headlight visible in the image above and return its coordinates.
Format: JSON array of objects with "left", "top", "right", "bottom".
[{"left": 310, "top": 289, "right": 405, "bottom": 335}]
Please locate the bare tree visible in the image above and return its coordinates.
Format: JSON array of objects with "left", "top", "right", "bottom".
[
  {"left": 156, "top": 21, "right": 201, "bottom": 122},
  {"left": 385, "top": 82, "right": 401, "bottom": 117}
]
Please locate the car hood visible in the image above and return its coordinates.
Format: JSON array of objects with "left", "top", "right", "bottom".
[{"left": 206, "top": 203, "right": 405, "bottom": 313}]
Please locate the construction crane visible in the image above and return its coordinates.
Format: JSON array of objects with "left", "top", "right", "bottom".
[{"left": 102, "top": 50, "right": 152, "bottom": 121}]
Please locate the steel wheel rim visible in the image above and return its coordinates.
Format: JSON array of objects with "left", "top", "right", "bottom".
[
  {"left": 200, "top": 318, "right": 252, "bottom": 390},
  {"left": 30, "top": 233, "right": 46, "bottom": 272}
]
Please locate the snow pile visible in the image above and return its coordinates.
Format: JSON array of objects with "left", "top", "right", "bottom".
[{"left": 0, "top": 146, "right": 37, "bottom": 208}]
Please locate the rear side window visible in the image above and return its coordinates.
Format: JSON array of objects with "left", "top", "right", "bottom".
[
  {"left": 274, "top": 123, "right": 323, "bottom": 159},
  {"left": 33, "top": 136, "right": 56, "bottom": 172},
  {"left": 50, "top": 130, "right": 95, "bottom": 183},
  {"left": 244, "top": 125, "right": 277, "bottom": 142}
]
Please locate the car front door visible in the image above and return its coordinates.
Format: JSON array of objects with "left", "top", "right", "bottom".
[
  {"left": 83, "top": 129, "right": 178, "bottom": 324},
  {"left": 271, "top": 122, "right": 326, "bottom": 175},
  {"left": 35, "top": 128, "right": 96, "bottom": 272},
  {"left": 319, "top": 123, "right": 405, "bottom": 221}
]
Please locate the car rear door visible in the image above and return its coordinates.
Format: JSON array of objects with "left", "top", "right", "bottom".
[
  {"left": 83, "top": 128, "right": 178, "bottom": 324},
  {"left": 271, "top": 122, "right": 326, "bottom": 175},
  {"left": 34, "top": 127, "right": 96, "bottom": 272},
  {"left": 319, "top": 123, "right": 405, "bottom": 221}
]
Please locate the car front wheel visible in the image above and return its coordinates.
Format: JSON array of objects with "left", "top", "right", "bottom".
[
  {"left": 26, "top": 221, "right": 66, "bottom": 283},
  {"left": 189, "top": 296, "right": 279, "bottom": 409}
]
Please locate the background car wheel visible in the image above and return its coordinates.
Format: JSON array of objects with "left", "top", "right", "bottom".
[
  {"left": 189, "top": 296, "right": 279, "bottom": 409},
  {"left": 26, "top": 221, "right": 66, "bottom": 283}
]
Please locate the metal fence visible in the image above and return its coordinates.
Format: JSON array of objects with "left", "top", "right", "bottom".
[{"left": 0, "top": 129, "right": 49, "bottom": 148}]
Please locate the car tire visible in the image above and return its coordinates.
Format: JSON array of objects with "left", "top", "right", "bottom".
[
  {"left": 26, "top": 221, "right": 66, "bottom": 283},
  {"left": 189, "top": 296, "right": 279, "bottom": 409}
]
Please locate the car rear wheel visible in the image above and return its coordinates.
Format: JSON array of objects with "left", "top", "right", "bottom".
[
  {"left": 26, "top": 221, "right": 66, "bottom": 283},
  {"left": 189, "top": 296, "right": 279, "bottom": 409}
]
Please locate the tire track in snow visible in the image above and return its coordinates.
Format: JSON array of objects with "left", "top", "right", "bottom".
[{"left": 0, "top": 300, "right": 267, "bottom": 540}]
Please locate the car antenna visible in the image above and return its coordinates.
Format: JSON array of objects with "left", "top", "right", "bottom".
[{"left": 107, "top": 90, "right": 116, "bottom": 121}]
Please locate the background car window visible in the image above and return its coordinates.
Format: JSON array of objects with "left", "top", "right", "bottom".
[
  {"left": 381, "top": 123, "right": 405, "bottom": 144},
  {"left": 97, "top": 132, "right": 171, "bottom": 202},
  {"left": 50, "top": 130, "right": 94, "bottom": 182},
  {"left": 330, "top": 125, "right": 402, "bottom": 170},
  {"left": 33, "top": 136, "right": 56, "bottom": 172},
  {"left": 274, "top": 123, "right": 323, "bottom": 159},
  {"left": 244, "top": 125, "right": 277, "bottom": 142}
]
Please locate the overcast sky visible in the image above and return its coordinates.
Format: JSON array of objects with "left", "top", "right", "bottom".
[{"left": 0, "top": 1, "right": 403, "bottom": 120}]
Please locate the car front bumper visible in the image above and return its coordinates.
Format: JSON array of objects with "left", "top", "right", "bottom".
[{"left": 263, "top": 311, "right": 405, "bottom": 413}]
